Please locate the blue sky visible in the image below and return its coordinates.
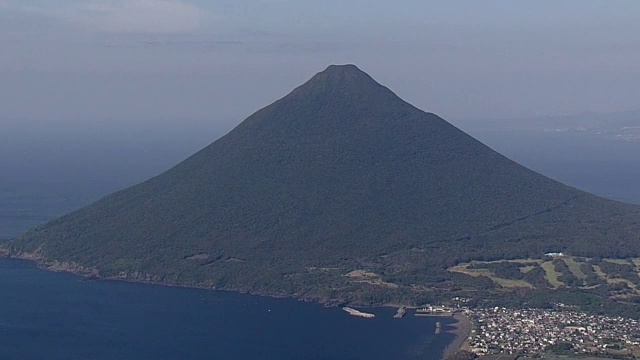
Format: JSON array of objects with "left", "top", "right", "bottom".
[{"left": 1, "top": 0, "right": 639, "bottom": 128}]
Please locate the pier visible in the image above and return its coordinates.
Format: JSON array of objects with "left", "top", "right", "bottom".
[{"left": 393, "top": 307, "right": 406, "bottom": 318}]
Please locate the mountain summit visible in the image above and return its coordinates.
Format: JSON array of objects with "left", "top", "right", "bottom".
[
  {"left": 6, "top": 65, "right": 640, "bottom": 305},
  {"left": 293, "top": 64, "right": 390, "bottom": 96}
]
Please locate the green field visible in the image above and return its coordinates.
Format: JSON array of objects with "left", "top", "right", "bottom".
[
  {"left": 562, "top": 257, "right": 587, "bottom": 280},
  {"left": 604, "top": 259, "right": 633, "bottom": 265},
  {"left": 449, "top": 263, "right": 534, "bottom": 288},
  {"left": 450, "top": 256, "right": 640, "bottom": 294},
  {"left": 540, "top": 261, "right": 563, "bottom": 288}
]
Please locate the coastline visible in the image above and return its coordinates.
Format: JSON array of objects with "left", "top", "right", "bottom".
[
  {"left": 1, "top": 249, "right": 474, "bottom": 359},
  {"left": 442, "top": 313, "right": 472, "bottom": 358},
  {"left": 0, "top": 255, "right": 470, "bottom": 360},
  {"left": 0, "top": 251, "right": 309, "bottom": 301},
  {"left": 2, "top": 252, "right": 471, "bottom": 358},
  {"left": 0, "top": 251, "right": 390, "bottom": 308}
]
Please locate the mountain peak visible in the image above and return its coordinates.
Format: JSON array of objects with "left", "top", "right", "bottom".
[
  {"left": 291, "top": 64, "right": 392, "bottom": 101},
  {"left": 314, "top": 64, "right": 375, "bottom": 84},
  {"left": 322, "top": 63, "right": 364, "bottom": 75}
]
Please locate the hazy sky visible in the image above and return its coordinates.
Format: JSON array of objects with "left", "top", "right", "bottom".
[{"left": 2, "top": 0, "right": 640, "bottom": 129}]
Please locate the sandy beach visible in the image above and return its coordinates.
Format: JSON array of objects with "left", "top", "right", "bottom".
[{"left": 442, "top": 313, "right": 472, "bottom": 358}]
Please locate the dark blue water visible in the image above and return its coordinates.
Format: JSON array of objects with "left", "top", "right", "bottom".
[{"left": 0, "top": 258, "right": 454, "bottom": 360}]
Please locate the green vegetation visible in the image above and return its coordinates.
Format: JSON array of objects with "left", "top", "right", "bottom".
[
  {"left": 3, "top": 65, "right": 640, "bottom": 316},
  {"left": 563, "top": 257, "right": 587, "bottom": 280},
  {"left": 547, "top": 342, "right": 574, "bottom": 355},
  {"left": 450, "top": 256, "right": 640, "bottom": 313},
  {"left": 450, "top": 261, "right": 535, "bottom": 288},
  {"left": 540, "top": 261, "right": 564, "bottom": 289},
  {"left": 554, "top": 258, "right": 583, "bottom": 287},
  {"left": 452, "top": 257, "right": 640, "bottom": 288},
  {"left": 604, "top": 259, "right": 633, "bottom": 266}
]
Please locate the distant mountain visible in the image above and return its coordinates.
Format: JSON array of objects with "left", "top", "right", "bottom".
[
  {"left": 4, "top": 65, "right": 640, "bottom": 309},
  {"left": 456, "top": 110, "right": 640, "bottom": 142}
]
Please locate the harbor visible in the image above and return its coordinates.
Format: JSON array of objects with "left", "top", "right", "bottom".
[{"left": 415, "top": 305, "right": 455, "bottom": 317}]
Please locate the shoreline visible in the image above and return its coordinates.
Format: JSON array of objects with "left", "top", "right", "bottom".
[
  {"left": 2, "top": 253, "right": 470, "bottom": 358},
  {"left": 441, "top": 313, "right": 472, "bottom": 358},
  {"left": 0, "top": 252, "right": 314, "bottom": 300},
  {"left": 0, "top": 252, "right": 407, "bottom": 309}
]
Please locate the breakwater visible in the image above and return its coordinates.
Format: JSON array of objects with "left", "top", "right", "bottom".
[{"left": 343, "top": 307, "right": 376, "bottom": 318}]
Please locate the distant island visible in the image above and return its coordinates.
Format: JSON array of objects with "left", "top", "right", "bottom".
[{"left": 3, "top": 64, "right": 640, "bottom": 319}]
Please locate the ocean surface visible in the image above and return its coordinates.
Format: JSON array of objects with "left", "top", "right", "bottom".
[{"left": 0, "top": 258, "right": 455, "bottom": 360}]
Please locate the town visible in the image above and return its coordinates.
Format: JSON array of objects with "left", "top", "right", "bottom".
[{"left": 466, "top": 307, "right": 640, "bottom": 357}]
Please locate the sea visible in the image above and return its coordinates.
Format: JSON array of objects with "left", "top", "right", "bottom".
[{"left": 0, "top": 258, "right": 455, "bottom": 360}]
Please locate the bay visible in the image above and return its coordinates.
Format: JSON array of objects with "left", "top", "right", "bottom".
[{"left": 0, "top": 258, "right": 454, "bottom": 360}]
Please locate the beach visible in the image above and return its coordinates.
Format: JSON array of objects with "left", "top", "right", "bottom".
[{"left": 442, "top": 313, "right": 472, "bottom": 358}]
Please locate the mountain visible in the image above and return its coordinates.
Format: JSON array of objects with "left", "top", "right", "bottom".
[
  {"left": 451, "top": 111, "right": 640, "bottom": 205},
  {"left": 4, "top": 65, "right": 640, "bottom": 309}
]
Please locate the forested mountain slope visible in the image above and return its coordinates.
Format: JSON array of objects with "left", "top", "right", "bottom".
[{"left": 6, "top": 65, "right": 640, "bottom": 307}]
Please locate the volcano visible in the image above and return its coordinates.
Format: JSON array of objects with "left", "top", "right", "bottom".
[{"left": 6, "top": 65, "right": 640, "bottom": 304}]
